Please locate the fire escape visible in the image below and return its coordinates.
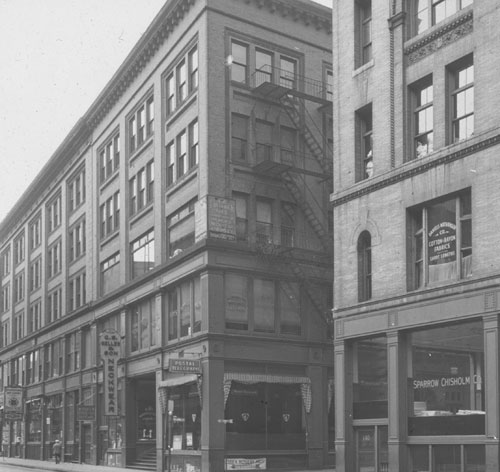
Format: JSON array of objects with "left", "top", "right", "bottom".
[{"left": 249, "top": 65, "right": 333, "bottom": 330}]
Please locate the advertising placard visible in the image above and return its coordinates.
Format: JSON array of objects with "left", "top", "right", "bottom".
[
  {"left": 100, "top": 329, "right": 121, "bottom": 416},
  {"left": 4, "top": 387, "right": 23, "bottom": 421},
  {"left": 168, "top": 358, "right": 201, "bottom": 373},
  {"left": 225, "top": 458, "right": 267, "bottom": 470}
]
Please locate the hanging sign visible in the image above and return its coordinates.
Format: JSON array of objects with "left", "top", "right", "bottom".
[
  {"left": 4, "top": 387, "right": 23, "bottom": 421},
  {"left": 100, "top": 329, "right": 121, "bottom": 416}
]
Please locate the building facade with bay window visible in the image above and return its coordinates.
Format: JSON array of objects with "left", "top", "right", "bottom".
[
  {"left": 331, "top": 0, "right": 500, "bottom": 471},
  {"left": 0, "top": 1, "right": 334, "bottom": 471}
]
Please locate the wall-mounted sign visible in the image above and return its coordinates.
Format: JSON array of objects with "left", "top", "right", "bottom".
[
  {"left": 413, "top": 375, "right": 481, "bottom": 389},
  {"left": 4, "top": 387, "right": 23, "bottom": 421},
  {"left": 428, "top": 221, "right": 456, "bottom": 266},
  {"left": 225, "top": 458, "right": 267, "bottom": 470},
  {"left": 100, "top": 329, "right": 121, "bottom": 416},
  {"left": 169, "top": 358, "right": 201, "bottom": 373},
  {"left": 77, "top": 405, "right": 96, "bottom": 421},
  {"left": 195, "top": 196, "right": 236, "bottom": 242}
]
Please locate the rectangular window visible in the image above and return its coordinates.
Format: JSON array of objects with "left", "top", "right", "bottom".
[
  {"left": 14, "top": 233, "right": 25, "bottom": 266},
  {"left": 47, "top": 287, "right": 62, "bottom": 323},
  {"left": 69, "top": 272, "right": 86, "bottom": 312},
  {"left": 166, "top": 277, "right": 201, "bottom": 341},
  {"left": 409, "top": 191, "right": 472, "bottom": 289},
  {"left": 415, "top": 0, "right": 473, "bottom": 35},
  {"left": 68, "top": 168, "right": 86, "bottom": 212},
  {"left": 450, "top": 56, "right": 474, "bottom": 143},
  {"left": 166, "top": 73, "right": 176, "bottom": 115},
  {"left": 356, "top": 0, "right": 372, "bottom": 67},
  {"left": 177, "top": 131, "right": 187, "bottom": 178},
  {"left": 29, "top": 300, "right": 42, "bottom": 333},
  {"left": 355, "top": 103, "right": 373, "bottom": 181},
  {"left": 255, "top": 120, "right": 273, "bottom": 164},
  {"left": 47, "top": 240, "right": 62, "bottom": 278},
  {"left": 188, "top": 45, "right": 199, "bottom": 91},
  {"left": 29, "top": 218, "right": 41, "bottom": 250},
  {"left": 1, "top": 247, "right": 10, "bottom": 278},
  {"left": 69, "top": 219, "right": 86, "bottom": 262},
  {"left": 189, "top": 120, "right": 199, "bottom": 167},
  {"left": 129, "top": 161, "right": 154, "bottom": 214},
  {"left": 177, "top": 59, "right": 187, "bottom": 103},
  {"left": 254, "top": 278, "right": 275, "bottom": 333},
  {"left": 168, "top": 200, "right": 196, "bottom": 257},
  {"left": 231, "top": 41, "right": 248, "bottom": 83},
  {"left": 47, "top": 196, "right": 61, "bottom": 233},
  {"left": 1, "top": 284, "right": 10, "bottom": 313},
  {"left": 100, "top": 191, "right": 120, "bottom": 238},
  {"left": 30, "top": 258, "right": 41, "bottom": 292},
  {"left": 231, "top": 114, "right": 248, "bottom": 162},
  {"left": 280, "top": 126, "right": 297, "bottom": 166},
  {"left": 131, "top": 230, "right": 155, "bottom": 279},
  {"left": 1, "top": 321, "right": 10, "bottom": 347},
  {"left": 279, "top": 56, "right": 296, "bottom": 89},
  {"left": 130, "top": 297, "right": 156, "bottom": 352},
  {"left": 129, "top": 95, "right": 154, "bottom": 154},
  {"left": 280, "top": 282, "right": 301, "bottom": 335},
  {"left": 14, "top": 272, "right": 25, "bottom": 304},
  {"left": 234, "top": 193, "right": 248, "bottom": 242},
  {"left": 224, "top": 274, "right": 248, "bottom": 330},
  {"left": 99, "top": 134, "right": 120, "bottom": 183},
  {"left": 256, "top": 199, "right": 273, "bottom": 245},
  {"left": 13, "top": 311, "right": 25, "bottom": 341},
  {"left": 413, "top": 76, "right": 434, "bottom": 158},
  {"left": 166, "top": 141, "right": 175, "bottom": 186},
  {"left": 101, "top": 253, "right": 120, "bottom": 295},
  {"left": 326, "top": 69, "right": 333, "bottom": 102},
  {"left": 255, "top": 49, "right": 273, "bottom": 86},
  {"left": 66, "top": 332, "right": 80, "bottom": 373},
  {"left": 280, "top": 202, "right": 295, "bottom": 247}
]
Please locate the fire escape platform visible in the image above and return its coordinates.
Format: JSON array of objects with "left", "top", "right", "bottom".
[
  {"left": 252, "top": 81, "right": 331, "bottom": 106},
  {"left": 252, "top": 160, "right": 291, "bottom": 176}
]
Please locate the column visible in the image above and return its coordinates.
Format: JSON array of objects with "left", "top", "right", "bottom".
[
  {"left": 387, "top": 331, "right": 407, "bottom": 472},
  {"left": 484, "top": 314, "right": 500, "bottom": 471},
  {"left": 334, "top": 339, "right": 353, "bottom": 472}
]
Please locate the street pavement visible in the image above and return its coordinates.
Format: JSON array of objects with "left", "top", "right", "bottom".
[{"left": 0, "top": 457, "right": 335, "bottom": 472}]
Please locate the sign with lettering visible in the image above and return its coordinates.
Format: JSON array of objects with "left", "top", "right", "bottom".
[
  {"left": 168, "top": 359, "right": 201, "bottom": 373},
  {"left": 428, "top": 221, "right": 456, "bottom": 265},
  {"left": 4, "top": 387, "right": 23, "bottom": 421},
  {"left": 100, "top": 329, "right": 121, "bottom": 416},
  {"left": 413, "top": 375, "right": 482, "bottom": 389},
  {"left": 195, "top": 196, "right": 236, "bottom": 242},
  {"left": 225, "top": 458, "right": 267, "bottom": 470},
  {"left": 77, "top": 405, "right": 96, "bottom": 421}
]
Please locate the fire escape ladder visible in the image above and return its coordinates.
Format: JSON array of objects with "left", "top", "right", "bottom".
[
  {"left": 280, "top": 95, "right": 332, "bottom": 176},
  {"left": 282, "top": 172, "right": 331, "bottom": 254}
]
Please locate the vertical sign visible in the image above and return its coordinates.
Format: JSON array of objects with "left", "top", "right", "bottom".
[
  {"left": 4, "top": 387, "right": 23, "bottom": 421},
  {"left": 100, "top": 329, "right": 121, "bottom": 416}
]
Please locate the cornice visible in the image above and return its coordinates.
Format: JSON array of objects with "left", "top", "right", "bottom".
[
  {"left": 241, "top": 0, "right": 332, "bottom": 33},
  {"left": 405, "top": 10, "right": 473, "bottom": 64},
  {"left": 331, "top": 132, "right": 500, "bottom": 208}
]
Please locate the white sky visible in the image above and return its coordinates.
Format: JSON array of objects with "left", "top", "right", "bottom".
[{"left": 0, "top": 0, "right": 331, "bottom": 224}]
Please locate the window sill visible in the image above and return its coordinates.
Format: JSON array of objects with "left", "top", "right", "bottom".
[
  {"left": 166, "top": 92, "right": 198, "bottom": 129},
  {"left": 100, "top": 230, "right": 120, "bottom": 248},
  {"left": 100, "top": 170, "right": 120, "bottom": 192},
  {"left": 129, "top": 135, "right": 154, "bottom": 163},
  {"left": 129, "top": 203, "right": 154, "bottom": 227},
  {"left": 352, "top": 59, "right": 374, "bottom": 78},
  {"left": 68, "top": 253, "right": 86, "bottom": 268},
  {"left": 165, "top": 167, "right": 198, "bottom": 199}
]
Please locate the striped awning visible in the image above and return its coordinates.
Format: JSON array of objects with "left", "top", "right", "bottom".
[
  {"left": 158, "top": 374, "right": 202, "bottom": 412},
  {"left": 223, "top": 373, "right": 312, "bottom": 413}
]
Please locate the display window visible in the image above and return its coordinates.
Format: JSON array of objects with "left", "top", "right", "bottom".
[
  {"left": 410, "top": 444, "right": 485, "bottom": 471},
  {"left": 168, "top": 383, "right": 201, "bottom": 451},
  {"left": 352, "top": 336, "right": 387, "bottom": 419},
  {"left": 225, "top": 381, "right": 305, "bottom": 450},
  {"left": 408, "top": 320, "right": 484, "bottom": 436}
]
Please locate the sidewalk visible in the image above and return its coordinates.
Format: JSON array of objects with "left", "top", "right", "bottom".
[{"left": 0, "top": 456, "right": 144, "bottom": 472}]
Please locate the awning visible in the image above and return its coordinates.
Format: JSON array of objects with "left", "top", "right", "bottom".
[
  {"left": 223, "top": 373, "right": 312, "bottom": 413},
  {"left": 158, "top": 374, "right": 202, "bottom": 412}
]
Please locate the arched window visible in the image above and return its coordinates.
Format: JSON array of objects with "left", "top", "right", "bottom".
[{"left": 357, "top": 231, "right": 372, "bottom": 302}]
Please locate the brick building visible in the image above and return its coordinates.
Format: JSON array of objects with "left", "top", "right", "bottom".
[
  {"left": 0, "top": 0, "right": 334, "bottom": 471},
  {"left": 331, "top": 0, "right": 500, "bottom": 471}
]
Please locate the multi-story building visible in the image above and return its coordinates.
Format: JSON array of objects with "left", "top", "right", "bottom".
[
  {"left": 331, "top": 0, "right": 500, "bottom": 471},
  {"left": 0, "top": 0, "right": 333, "bottom": 471}
]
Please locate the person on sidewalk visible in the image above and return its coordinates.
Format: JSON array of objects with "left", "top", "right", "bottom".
[{"left": 52, "top": 439, "right": 62, "bottom": 464}]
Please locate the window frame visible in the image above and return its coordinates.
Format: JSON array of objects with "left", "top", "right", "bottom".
[
  {"left": 449, "top": 55, "right": 474, "bottom": 144},
  {"left": 357, "top": 231, "right": 372, "bottom": 302},
  {"left": 128, "top": 93, "right": 154, "bottom": 155},
  {"left": 414, "top": 0, "right": 473, "bottom": 35},
  {"left": 412, "top": 76, "right": 434, "bottom": 159},
  {"left": 355, "top": 103, "right": 373, "bottom": 182},
  {"left": 99, "top": 133, "right": 120, "bottom": 184},
  {"left": 130, "top": 230, "right": 155, "bottom": 279}
]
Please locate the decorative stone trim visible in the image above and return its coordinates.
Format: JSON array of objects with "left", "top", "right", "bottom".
[
  {"left": 331, "top": 132, "right": 500, "bottom": 208},
  {"left": 405, "top": 11, "right": 473, "bottom": 64}
]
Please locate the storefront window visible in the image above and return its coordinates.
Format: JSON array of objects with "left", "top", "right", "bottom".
[
  {"left": 353, "top": 336, "right": 387, "bottom": 419},
  {"left": 409, "top": 320, "right": 484, "bottom": 436},
  {"left": 26, "top": 399, "right": 42, "bottom": 442},
  {"left": 354, "top": 425, "right": 388, "bottom": 472},
  {"left": 168, "top": 383, "right": 201, "bottom": 450},
  {"left": 45, "top": 394, "right": 63, "bottom": 442},
  {"left": 410, "top": 444, "right": 485, "bottom": 471},
  {"left": 225, "top": 382, "right": 305, "bottom": 450}
]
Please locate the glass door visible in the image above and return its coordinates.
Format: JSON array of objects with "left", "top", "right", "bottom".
[{"left": 355, "top": 425, "right": 388, "bottom": 472}]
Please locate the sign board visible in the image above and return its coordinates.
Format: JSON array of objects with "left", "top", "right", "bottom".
[
  {"left": 77, "top": 405, "right": 96, "bottom": 421},
  {"left": 225, "top": 458, "right": 267, "bottom": 470},
  {"left": 169, "top": 359, "right": 201, "bottom": 373},
  {"left": 100, "top": 329, "right": 121, "bottom": 416},
  {"left": 195, "top": 196, "right": 236, "bottom": 242},
  {"left": 4, "top": 387, "right": 23, "bottom": 421},
  {"left": 428, "top": 221, "right": 456, "bottom": 266}
]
